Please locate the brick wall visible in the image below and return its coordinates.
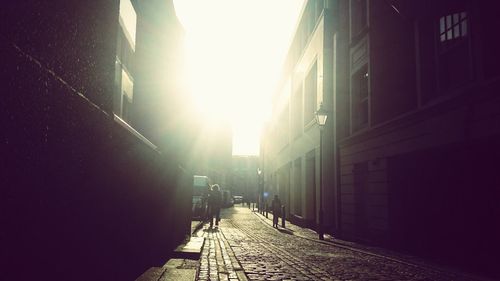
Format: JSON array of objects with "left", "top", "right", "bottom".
[{"left": 1, "top": 24, "right": 191, "bottom": 281}]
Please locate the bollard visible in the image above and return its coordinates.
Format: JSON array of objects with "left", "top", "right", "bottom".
[
  {"left": 265, "top": 204, "right": 269, "bottom": 218},
  {"left": 318, "top": 209, "right": 324, "bottom": 240},
  {"left": 281, "top": 205, "right": 286, "bottom": 228}
]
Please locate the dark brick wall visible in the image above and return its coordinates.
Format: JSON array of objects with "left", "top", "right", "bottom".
[
  {"left": 0, "top": 0, "right": 118, "bottom": 113},
  {"left": 370, "top": 0, "right": 417, "bottom": 125},
  {"left": 387, "top": 138, "right": 500, "bottom": 278},
  {"left": 1, "top": 22, "right": 191, "bottom": 281}
]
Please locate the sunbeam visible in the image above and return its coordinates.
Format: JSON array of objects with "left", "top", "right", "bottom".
[{"left": 174, "top": 0, "right": 305, "bottom": 155}]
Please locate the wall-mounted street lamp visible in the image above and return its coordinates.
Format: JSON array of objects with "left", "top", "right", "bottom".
[{"left": 315, "top": 102, "right": 328, "bottom": 240}]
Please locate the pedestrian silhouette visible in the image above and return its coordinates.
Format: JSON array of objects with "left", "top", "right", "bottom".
[
  {"left": 201, "top": 183, "right": 210, "bottom": 222},
  {"left": 208, "top": 184, "right": 222, "bottom": 228},
  {"left": 271, "top": 194, "right": 282, "bottom": 228}
]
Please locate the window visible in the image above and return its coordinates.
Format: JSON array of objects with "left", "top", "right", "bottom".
[
  {"left": 308, "top": 0, "right": 324, "bottom": 34},
  {"left": 292, "top": 83, "right": 303, "bottom": 137},
  {"left": 122, "top": 95, "right": 132, "bottom": 122},
  {"left": 352, "top": 65, "right": 369, "bottom": 130},
  {"left": 119, "top": 0, "right": 137, "bottom": 51},
  {"left": 304, "top": 61, "right": 318, "bottom": 125},
  {"left": 439, "top": 12, "right": 467, "bottom": 44},
  {"left": 314, "top": 0, "right": 324, "bottom": 21},
  {"left": 294, "top": 158, "right": 302, "bottom": 216},
  {"left": 350, "top": 0, "right": 368, "bottom": 38},
  {"left": 115, "top": 0, "right": 136, "bottom": 120},
  {"left": 119, "top": 68, "right": 134, "bottom": 120},
  {"left": 437, "top": 11, "right": 472, "bottom": 91},
  {"left": 279, "top": 105, "right": 290, "bottom": 147}
]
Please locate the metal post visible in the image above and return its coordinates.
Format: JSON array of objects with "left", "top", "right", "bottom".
[
  {"left": 281, "top": 205, "right": 286, "bottom": 228},
  {"left": 265, "top": 204, "right": 268, "bottom": 218},
  {"left": 319, "top": 127, "right": 325, "bottom": 240}
]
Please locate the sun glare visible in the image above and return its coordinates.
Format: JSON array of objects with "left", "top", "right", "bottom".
[{"left": 174, "top": 0, "right": 305, "bottom": 155}]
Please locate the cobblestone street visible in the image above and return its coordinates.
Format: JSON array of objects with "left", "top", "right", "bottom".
[{"left": 194, "top": 206, "right": 485, "bottom": 281}]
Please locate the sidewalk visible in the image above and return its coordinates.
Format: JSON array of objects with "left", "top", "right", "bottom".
[{"left": 252, "top": 209, "right": 494, "bottom": 281}]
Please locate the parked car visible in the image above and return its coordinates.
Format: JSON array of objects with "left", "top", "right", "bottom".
[
  {"left": 222, "top": 190, "right": 234, "bottom": 207},
  {"left": 192, "top": 175, "right": 210, "bottom": 220},
  {"left": 233, "top": 195, "right": 243, "bottom": 204}
]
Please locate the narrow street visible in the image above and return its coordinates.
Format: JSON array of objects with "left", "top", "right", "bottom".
[{"left": 194, "top": 206, "right": 480, "bottom": 281}]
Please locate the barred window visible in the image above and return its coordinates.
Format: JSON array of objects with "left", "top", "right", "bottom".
[
  {"left": 439, "top": 12, "right": 467, "bottom": 44},
  {"left": 437, "top": 11, "right": 472, "bottom": 91}
]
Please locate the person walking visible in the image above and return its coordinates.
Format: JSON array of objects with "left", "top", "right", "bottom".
[
  {"left": 201, "top": 183, "right": 211, "bottom": 222},
  {"left": 208, "top": 184, "right": 222, "bottom": 228},
  {"left": 271, "top": 194, "right": 282, "bottom": 228}
]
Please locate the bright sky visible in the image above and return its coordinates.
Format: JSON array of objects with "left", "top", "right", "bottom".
[{"left": 173, "top": 0, "right": 305, "bottom": 155}]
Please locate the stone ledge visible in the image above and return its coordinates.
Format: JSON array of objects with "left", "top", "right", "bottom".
[
  {"left": 135, "top": 259, "right": 197, "bottom": 281},
  {"left": 173, "top": 236, "right": 205, "bottom": 260}
]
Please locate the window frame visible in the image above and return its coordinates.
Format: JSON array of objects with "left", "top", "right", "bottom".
[
  {"left": 304, "top": 59, "right": 318, "bottom": 127},
  {"left": 434, "top": 9, "right": 474, "bottom": 93},
  {"left": 292, "top": 81, "right": 304, "bottom": 138},
  {"left": 350, "top": 0, "right": 369, "bottom": 41},
  {"left": 438, "top": 12, "right": 468, "bottom": 46},
  {"left": 351, "top": 64, "right": 370, "bottom": 131},
  {"left": 349, "top": 36, "right": 370, "bottom": 134}
]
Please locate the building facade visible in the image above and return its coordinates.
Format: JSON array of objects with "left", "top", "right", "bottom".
[
  {"left": 261, "top": 0, "right": 336, "bottom": 229},
  {"left": 1, "top": 1, "right": 195, "bottom": 279},
  {"left": 336, "top": 0, "right": 500, "bottom": 276},
  {"left": 192, "top": 122, "right": 233, "bottom": 189},
  {"left": 231, "top": 155, "right": 259, "bottom": 202},
  {"left": 264, "top": 0, "right": 500, "bottom": 277}
]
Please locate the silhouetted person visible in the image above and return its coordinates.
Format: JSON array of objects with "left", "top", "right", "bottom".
[
  {"left": 201, "top": 184, "right": 210, "bottom": 222},
  {"left": 208, "top": 184, "right": 222, "bottom": 228},
  {"left": 271, "top": 195, "right": 282, "bottom": 228}
]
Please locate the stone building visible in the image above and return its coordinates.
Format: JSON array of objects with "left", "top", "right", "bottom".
[
  {"left": 263, "top": 0, "right": 500, "bottom": 277},
  {"left": 261, "top": 0, "right": 335, "bottom": 229},
  {"left": 231, "top": 155, "right": 259, "bottom": 201},
  {"left": 335, "top": 0, "right": 500, "bottom": 276},
  {"left": 1, "top": 0, "right": 194, "bottom": 279}
]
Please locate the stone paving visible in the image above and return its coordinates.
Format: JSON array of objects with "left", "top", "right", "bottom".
[{"left": 194, "top": 206, "right": 486, "bottom": 281}]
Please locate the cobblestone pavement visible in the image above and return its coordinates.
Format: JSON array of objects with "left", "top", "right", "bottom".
[{"left": 194, "top": 206, "right": 484, "bottom": 281}]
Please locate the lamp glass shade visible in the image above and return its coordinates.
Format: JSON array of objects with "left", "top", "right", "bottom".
[
  {"left": 316, "top": 114, "right": 327, "bottom": 126},
  {"left": 315, "top": 104, "right": 328, "bottom": 126}
]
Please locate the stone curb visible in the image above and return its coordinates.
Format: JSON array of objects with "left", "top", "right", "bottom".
[{"left": 192, "top": 220, "right": 205, "bottom": 235}]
